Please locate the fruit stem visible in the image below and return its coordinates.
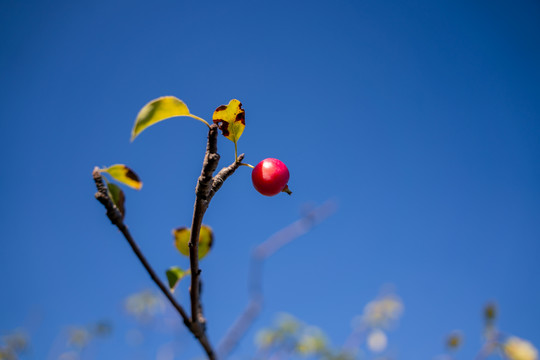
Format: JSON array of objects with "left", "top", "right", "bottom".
[
  {"left": 282, "top": 185, "right": 292, "bottom": 195},
  {"left": 239, "top": 163, "right": 255, "bottom": 169}
]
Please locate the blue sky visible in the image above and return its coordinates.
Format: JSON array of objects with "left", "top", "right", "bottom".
[{"left": 1, "top": 0, "right": 539, "bottom": 359}]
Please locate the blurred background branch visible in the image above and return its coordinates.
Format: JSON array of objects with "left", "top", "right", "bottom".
[{"left": 217, "top": 200, "right": 338, "bottom": 358}]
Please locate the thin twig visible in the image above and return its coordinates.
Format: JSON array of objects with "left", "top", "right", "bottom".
[
  {"left": 217, "top": 200, "right": 337, "bottom": 358},
  {"left": 475, "top": 341, "right": 498, "bottom": 360},
  {"left": 92, "top": 168, "right": 216, "bottom": 359},
  {"left": 474, "top": 330, "right": 502, "bottom": 360},
  {"left": 341, "top": 322, "right": 368, "bottom": 355},
  {"left": 208, "top": 153, "right": 245, "bottom": 202}
]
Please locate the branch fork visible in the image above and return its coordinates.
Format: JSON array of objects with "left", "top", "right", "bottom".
[{"left": 93, "top": 124, "right": 245, "bottom": 359}]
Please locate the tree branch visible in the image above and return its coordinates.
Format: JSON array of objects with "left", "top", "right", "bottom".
[
  {"left": 189, "top": 126, "right": 247, "bottom": 329},
  {"left": 95, "top": 125, "right": 248, "bottom": 360},
  {"left": 217, "top": 200, "right": 337, "bottom": 358},
  {"left": 187, "top": 124, "right": 246, "bottom": 356},
  {"left": 92, "top": 168, "right": 216, "bottom": 359},
  {"left": 208, "top": 153, "right": 245, "bottom": 202},
  {"left": 189, "top": 125, "right": 220, "bottom": 336}
]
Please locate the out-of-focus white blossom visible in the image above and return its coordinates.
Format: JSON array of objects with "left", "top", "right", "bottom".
[
  {"left": 296, "top": 327, "right": 327, "bottom": 355},
  {"left": 360, "top": 294, "right": 404, "bottom": 328},
  {"left": 255, "top": 329, "right": 275, "bottom": 348},
  {"left": 367, "top": 329, "right": 387, "bottom": 353},
  {"left": 124, "top": 290, "right": 165, "bottom": 320}
]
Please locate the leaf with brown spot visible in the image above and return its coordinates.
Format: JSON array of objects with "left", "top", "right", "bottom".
[
  {"left": 107, "top": 182, "right": 125, "bottom": 219},
  {"left": 173, "top": 225, "right": 213, "bottom": 260},
  {"left": 131, "top": 96, "right": 210, "bottom": 141},
  {"left": 212, "top": 99, "right": 245, "bottom": 144},
  {"left": 101, "top": 164, "right": 142, "bottom": 190}
]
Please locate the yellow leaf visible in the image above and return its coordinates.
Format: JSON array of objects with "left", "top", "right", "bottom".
[
  {"left": 212, "top": 99, "right": 245, "bottom": 144},
  {"left": 101, "top": 164, "right": 142, "bottom": 190},
  {"left": 504, "top": 337, "right": 538, "bottom": 360},
  {"left": 173, "top": 225, "right": 213, "bottom": 260},
  {"left": 131, "top": 96, "right": 209, "bottom": 141}
]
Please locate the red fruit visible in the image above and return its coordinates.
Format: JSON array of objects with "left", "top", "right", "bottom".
[{"left": 252, "top": 158, "right": 291, "bottom": 196}]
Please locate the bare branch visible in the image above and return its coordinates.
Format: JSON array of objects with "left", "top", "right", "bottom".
[
  {"left": 92, "top": 168, "right": 216, "bottom": 359},
  {"left": 217, "top": 200, "right": 337, "bottom": 358},
  {"left": 189, "top": 125, "right": 219, "bottom": 337},
  {"left": 208, "top": 153, "right": 245, "bottom": 202},
  {"left": 186, "top": 124, "right": 245, "bottom": 357},
  {"left": 95, "top": 125, "right": 256, "bottom": 360}
]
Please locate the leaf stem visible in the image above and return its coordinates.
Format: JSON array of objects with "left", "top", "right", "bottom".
[{"left": 191, "top": 114, "right": 211, "bottom": 128}]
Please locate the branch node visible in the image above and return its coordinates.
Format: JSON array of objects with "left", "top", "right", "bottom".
[{"left": 207, "top": 153, "right": 246, "bottom": 202}]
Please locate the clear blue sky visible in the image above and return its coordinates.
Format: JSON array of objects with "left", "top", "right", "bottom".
[{"left": 1, "top": 0, "right": 539, "bottom": 359}]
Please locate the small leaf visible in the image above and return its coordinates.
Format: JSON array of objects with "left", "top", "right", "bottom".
[
  {"left": 212, "top": 99, "right": 245, "bottom": 144},
  {"left": 165, "top": 266, "right": 189, "bottom": 293},
  {"left": 101, "top": 164, "right": 142, "bottom": 190},
  {"left": 131, "top": 96, "right": 209, "bottom": 141},
  {"left": 173, "top": 225, "right": 213, "bottom": 260},
  {"left": 107, "top": 182, "right": 125, "bottom": 219}
]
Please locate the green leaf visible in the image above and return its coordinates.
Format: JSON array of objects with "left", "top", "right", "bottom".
[
  {"left": 107, "top": 182, "right": 125, "bottom": 219},
  {"left": 101, "top": 164, "right": 142, "bottom": 190},
  {"left": 166, "top": 266, "right": 189, "bottom": 292},
  {"left": 131, "top": 96, "right": 210, "bottom": 141},
  {"left": 173, "top": 225, "right": 213, "bottom": 260}
]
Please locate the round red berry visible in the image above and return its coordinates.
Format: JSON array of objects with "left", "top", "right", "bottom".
[{"left": 251, "top": 158, "right": 291, "bottom": 196}]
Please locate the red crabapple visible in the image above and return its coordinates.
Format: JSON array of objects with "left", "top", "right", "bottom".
[{"left": 251, "top": 158, "right": 292, "bottom": 196}]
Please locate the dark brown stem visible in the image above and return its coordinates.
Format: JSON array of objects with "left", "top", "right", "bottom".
[
  {"left": 217, "top": 200, "right": 337, "bottom": 358},
  {"left": 187, "top": 124, "right": 245, "bottom": 355},
  {"left": 95, "top": 124, "right": 247, "bottom": 360},
  {"left": 208, "top": 153, "right": 245, "bottom": 202},
  {"left": 92, "top": 168, "right": 216, "bottom": 359},
  {"left": 189, "top": 125, "right": 219, "bottom": 335}
]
